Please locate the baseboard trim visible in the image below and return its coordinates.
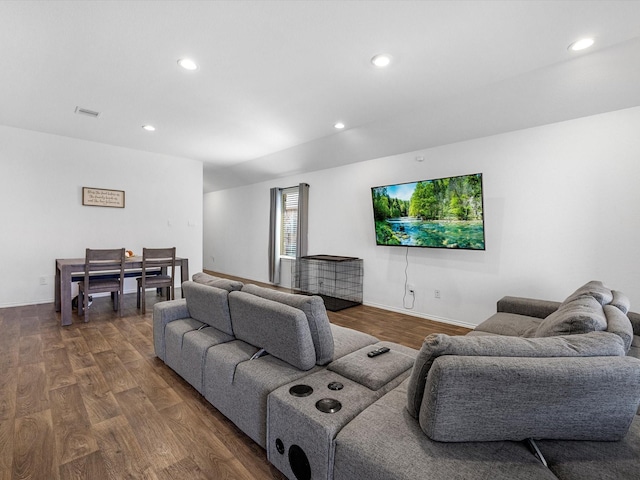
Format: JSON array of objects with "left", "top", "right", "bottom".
[
  {"left": 0, "top": 286, "right": 181, "bottom": 310},
  {"left": 362, "top": 301, "right": 477, "bottom": 330},
  {"left": 0, "top": 298, "right": 54, "bottom": 308}
]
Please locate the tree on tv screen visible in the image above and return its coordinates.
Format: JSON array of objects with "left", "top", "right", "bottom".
[
  {"left": 414, "top": 176, "right": 481, "bottom": 221},
  {"left": 372, "top": 187, "right": 410, "bottom": 221},
  {"left": 375, "top": 175, "right": 482, "bottom": 222}
]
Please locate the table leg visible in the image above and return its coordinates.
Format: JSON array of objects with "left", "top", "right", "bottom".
[
  {"left": 55, "top": 261, "right": 61, "bottom": 312},
  {"left": 180, "top": 259, "right": 189, "bottom": 298},
  {"left": 60, "top": 265, "right": 73, "bottom": 326}
]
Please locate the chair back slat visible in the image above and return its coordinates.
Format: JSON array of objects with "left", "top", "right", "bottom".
[
  {"left": 85, "top": 248, "right": 126, "bottom": 279},
  {"left": 142, "top": 247, "right": 176, "bottom": 270}
]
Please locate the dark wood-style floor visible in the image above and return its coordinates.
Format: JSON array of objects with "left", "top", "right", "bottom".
[{"left": 0, "top": 275, "right": 470, "bottom": 480}]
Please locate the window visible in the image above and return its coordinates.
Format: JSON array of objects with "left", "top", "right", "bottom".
[
  {"left": 281, "top": 187, "right": 299, "bottom": 257},
  {"left": 269, "top": 183, "right": 308, "bottom": 284}
]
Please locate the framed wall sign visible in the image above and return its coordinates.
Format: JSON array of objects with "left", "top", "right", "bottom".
[{"left": 82, "top": 187, "right": 125, "bottom": 208}]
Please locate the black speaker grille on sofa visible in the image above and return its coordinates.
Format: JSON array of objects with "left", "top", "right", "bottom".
[{"left": 288, "top": 444, "right": 311, "bottom": 480}]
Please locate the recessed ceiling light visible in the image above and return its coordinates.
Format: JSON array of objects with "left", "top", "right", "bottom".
[
  {"left": 177, "top": 58, "right": 199, "bottom": 71},
  {"left": 334, "top": 122, "right": 345, "bottom": 129},
  {"left": 142, "top": 125, "right": 156, "bottom": 132},
  {"left": 568, "top": 38, "right": 595, "bottom": 52},
  {"left": 371, "top": 54, "right": 392, "bottom": 68}
]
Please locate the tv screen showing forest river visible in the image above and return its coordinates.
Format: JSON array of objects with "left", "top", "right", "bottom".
[{"left": 371, "top": 173, "right": 485, "bottom": 250}]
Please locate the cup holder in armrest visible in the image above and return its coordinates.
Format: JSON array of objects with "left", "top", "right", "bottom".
[
  {"left": 289, "top": 384, "right": 314, "bottom": 397},
  {"left": 328, "top": 381, "right": 343, "bottom": 391},
  {"left": 316, "top": 398, "right": 342, "bottom": 413}
]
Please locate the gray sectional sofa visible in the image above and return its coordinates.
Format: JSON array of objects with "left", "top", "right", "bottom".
[{"left": 153, "top": 275, "right": 640, "bottom": 480}]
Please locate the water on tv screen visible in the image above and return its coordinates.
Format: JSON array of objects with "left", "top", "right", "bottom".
[{"left": 371, "top": 173, "right": 485, "bottom": 250}]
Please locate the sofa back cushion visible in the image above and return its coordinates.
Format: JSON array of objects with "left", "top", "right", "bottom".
[
  {"left": 562, "top": 280, "right": 614, "bottom": 306},
  {"left": 241, "top": 284, "right": 334, "bottom": 365},
  {"left": 533, "top": 282, "right": 634, "bottom": 352},
  {"left": 629, "top": 311, "right": 640, "bottom": 337},
  {"left": 611, "top": 290, "right": 631, "bottom": 314},
  {"left": 229, "top": 291, "right": 317, "bottom": 371},
  {"left": 535, "top": 295, "right": 607, "bottom": 337},
  {"left": 604, "top": 304, "right": 635, "bottom": 351},
  {"left": 406, "top": 332, "right": 626, "bottom": 419},
  {"left": 192, "top": 272, "right": 243, "bottom": 292},
  {"left": 407, "top": 333, "right": 638, "bottom": 442},
  {"left": 421, "top": 355, "right": 640, "bottom": 442},
  {"left": 182, "top": 281, "right": 234, "bottom": 335}
]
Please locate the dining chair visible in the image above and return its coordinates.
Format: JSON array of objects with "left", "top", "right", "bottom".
[
  {"left": 78, "top": 248, "right": 126, "bottom": 322},
  {"left": 136, "top": 247, "right": 176, "bottom": 314}
]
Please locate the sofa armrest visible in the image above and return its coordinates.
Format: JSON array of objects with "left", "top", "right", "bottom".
[
  {"left": 420, "top": 355, "right": 640, "bottom": 442},
  {"left": 153, "top": 299, "right": 189, "bottom": 360},
  {"left": 497, "top": 296, "right": 561, "bottom": 319}
]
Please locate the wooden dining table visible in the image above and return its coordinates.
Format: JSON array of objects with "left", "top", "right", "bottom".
[{"left": 55, "top": 256, "right": 189, "bottom": 326}]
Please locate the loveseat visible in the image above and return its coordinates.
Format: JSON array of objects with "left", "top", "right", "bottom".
[
  {"left": 333, "top": 281, "right": 640, "bottom": 480},
  {"left": 153, "top": 276, "right": 640, "bottom": 480}
]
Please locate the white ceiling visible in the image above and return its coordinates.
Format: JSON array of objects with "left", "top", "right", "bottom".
[{"left": 1, "top": 1, "right": 640, "bottom": 192}]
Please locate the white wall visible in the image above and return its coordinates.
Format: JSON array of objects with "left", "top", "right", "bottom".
[
  {"left": 204, "top": 106, "right": 640, "bottom": 328},
  {"left": 0, "top": 125, "right": 203, "bottom": 308}
]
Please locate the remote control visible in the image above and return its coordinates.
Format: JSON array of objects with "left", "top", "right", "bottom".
[{"left": 367, "top": 346, "right": 390, "bottom": 358}]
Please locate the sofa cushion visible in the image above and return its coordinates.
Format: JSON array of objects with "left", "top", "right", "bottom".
[
  {"left": 330, "top": 323, "right": 379, "bottom": 360},
  {"left": 164, "top": 318, "right": 204, "bottom": 376},
  {"left": 611, "top": 290, "right": 631, "bottom": 314},
  {"left": 182, "top": 281, "right": 234, "bottom": 336},
  {"left": 497, "top": 296, "right": 561, "bottom": 319},
  {"left": 334, "top": 380, "right": 560, "bottom": 480},
  {"left": 629, "top": 311, "right": 640, "bottom": 337},
  {"left": 562, "top": 280, "right": 614, "bottom": 306},
  {"left": 328, "top": 343, "right": 415, "bottom": 391},
  {"left": 604, "top": 304, "right": 634, "bottom": 352},
  {"left": 228, "top": 291, "right": 317, "bottom": 371},
  {"left": 474, "top": 312, "right": 543, "bottom": 337},
  {"left": 241, "top": 284, "right": 334, "bottom": 365},
  {"left": 192, "top": 272, "right": 243, "bottom": 292},
  {"left": 202, "top": 340, "right": 318, "bottom": 448},
  {"left": 535, "top": 295, "right": 607, "bottom": 338},
  {"left": 153, "top": 298, "right": 189, "bottom": 361},
  {"left": 406, "top": 332, "right": 626, "bottom": 419},
  {"left": 180, "top": 327, "right": 234, "bottom": 393},
  {"left": 536, "top": 414, "right": 640, "bottom": 480}
]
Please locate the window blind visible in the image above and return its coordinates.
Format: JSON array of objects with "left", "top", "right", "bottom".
[{"left": 281, "top": 188, "right": 298, "bottom": 257}]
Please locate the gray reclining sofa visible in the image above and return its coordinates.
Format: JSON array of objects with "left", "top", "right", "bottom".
[
  {"left": 153, "top": 275, "right": 640, "bottom": 480},
  {"left": 153, "top": 273, "right": 416, "bottom": 452}
]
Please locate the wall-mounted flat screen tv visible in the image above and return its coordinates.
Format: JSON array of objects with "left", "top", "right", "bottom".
[{"left": 371, "top": 173, "right": 485, "bottom": 250}]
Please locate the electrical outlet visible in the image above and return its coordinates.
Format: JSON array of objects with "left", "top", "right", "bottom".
[
  {"left": 434, "top": 289, "right": 441, "bottom": 299},
  {"left": 407, "top": 284, "right": 415, "bottom": 295},
  {"left": 39, "top": 276, "right": 47, "bottom": 285}
]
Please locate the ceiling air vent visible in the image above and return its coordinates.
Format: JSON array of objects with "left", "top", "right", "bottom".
[{"left": 75, "top": 106, "right": 101, "bottom": 118}]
